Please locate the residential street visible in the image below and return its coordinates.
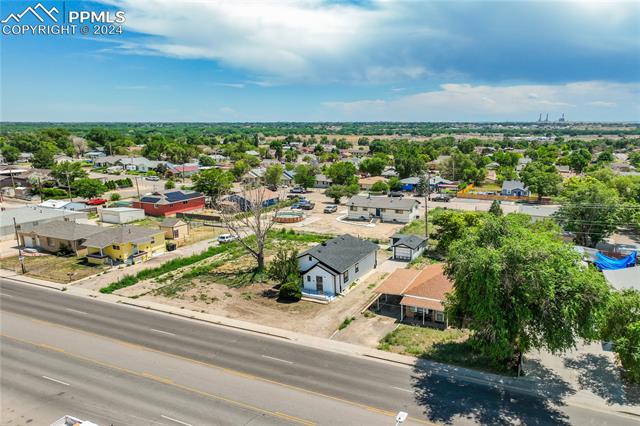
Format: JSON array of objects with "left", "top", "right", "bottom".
[{"left": 1, "top": 278, "right": 638, "bottom": 425}]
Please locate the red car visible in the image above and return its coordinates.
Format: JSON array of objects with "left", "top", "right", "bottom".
[{"left": 86, "top": 198, "right": 107, "bottom": 205}]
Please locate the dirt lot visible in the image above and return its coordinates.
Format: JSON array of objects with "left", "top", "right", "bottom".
[
  {"left": 273, "top": 189, "right": 406, "bottom": 241},
  {"left": 0, "top": 253, "right": 108, "bottom": 283},
  {"left": 112, "top": 234, "right": 403, "bottom": 339}
]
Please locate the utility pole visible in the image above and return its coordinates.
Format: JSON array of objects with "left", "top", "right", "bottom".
[
  {"left": 424, "top": 170, "right": 431, "bottom": 242},
  {"left": 65, "top": 171, "right": 73, "bottom": 202},
  {"left": 134, "top": 176, "right": 141, "bottom": 200}
]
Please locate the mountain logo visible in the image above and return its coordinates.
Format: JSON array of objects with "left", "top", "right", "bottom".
[{"left": 1, "top": 3, "right": 60, "bottom": 24}]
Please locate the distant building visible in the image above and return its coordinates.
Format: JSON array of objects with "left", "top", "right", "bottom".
[
  {"left": 346, "top": 195, "right": 419, "bottom": 223},
  {"left": 501, "top": 180, "right": 530, "bottom": 197},
  {"left": 159, "top": 217, "right": 189, "bottom": 240},
  {"left": 314, "top": 174, "right": 332, "bottom": 188},
  {"left": 390, "top": 234, "right": 427, "bottom": 261},
  {"left": 99, "top": 207, "right": 146, "bottom": 224},
  {"left": 0, "top": 206, "right": 87, "bottom": 240}
]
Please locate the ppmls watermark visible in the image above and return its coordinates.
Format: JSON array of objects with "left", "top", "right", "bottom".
[{"left": 1, "top": 2, "right": 126, "bottom": 36}]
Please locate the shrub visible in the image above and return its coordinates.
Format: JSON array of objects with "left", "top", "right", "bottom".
[
  {"left": 278, "top": 274, "right": 302, "bottom": 301},
  {"left": 110, "top": 193, "right": 121, "bottom": 202},
  {"left": 339, "top": 316, "right": 356, "bottom": 330}
]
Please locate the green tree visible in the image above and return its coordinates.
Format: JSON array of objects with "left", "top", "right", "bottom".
[
  {"left": 192, "top": 168, "right": 233, "bottom": 204},
  {"left": 597, "top": 150, "right": 614, "bottom": 164},
  {"left": 600, "top": 290, "right": 640, "bottom": 383},
  {"left": 198, "top": 155, "right": 216, "bottom": 167},
  {"left": 326, "top": 161, "right": 357, "bottom": 185},
  {"left": 432, "top": 210, "right": 484, "bottom": 253},
  {"left": 629, "top": 152, "right": 640, "bottom": 169},
  {"left": 110, "top": 193, "right": 121, "bottom": 202},
  {"left": 555, "top": 176, "right": 620, "bottom": 247},
  {"left": 264, "top": 163, "right": 284, "bottom": 187},
  {"left": 489, "top": 200, "right": 503, "bottom": 216},
  {"left": 267, "top": 244, "right": 299, "bottom": 284},
  {"left": 2, "top": 145, "right": 20, "bottom": 163},
  {"left": 359, "top": 157, "right": 386, "bottom": 176},
  {"left": 294, "top": 164, "right": 316, "bottom": 190},
  {"left": 370, "top": 181, "right": 389, "bottom": 193},
  {"left": 231, "top": 159, "right": 250, "bottom": 179},
  {"left": 445, "top": 215, "right": 609, "bottom": 370},
  {"left": 72, "top": 178, "right": 107, "bottom": 199},
  {"left": 31, "top": 146, "right": 55, "bottom": 169},
  {"left": 520, "top": 161, "right": 562, "bottom": 201},
  {"left": 569, "top": 148, "right": 592, "bottom": 173},
  {"left": 51, "top": 161, "right": 87, "bottom": 184},
  {"left": 325, "top": 184, "right": 359, "bottom": 204},
  {"left": 165, "top": 179, "right": 176, "bottom": 190}
]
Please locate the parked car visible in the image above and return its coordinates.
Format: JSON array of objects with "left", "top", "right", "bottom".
[
  {"left": 300, "top": 202, "right": 315, "bottom": 210},
  {"left": 217, "top": 234, "right": 237, "bottom": 243},
  {"left": 432, "top": 194, "right": 451, "bottom": 202},
  {"left": 291, "top": 203, "right": 302, "bottom": 209},
  {"left": 145, "top": 176, "right": 160, "bottom": 181},
  {"left": 287, "top": 194, "right": 305, "bottom": 200},
  {"left": 388, "top": 191, "right": 404, "bottom": 198},
  {"left": 86, "top": 198, "right": 107, "bottom": 205},
  {"left": 290, "top": 186, "right": 305, "bottom": 194},
  {"left": 323, "top": 205, "right": 337, "bottom": 213}
]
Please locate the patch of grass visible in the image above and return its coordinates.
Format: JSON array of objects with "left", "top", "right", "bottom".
[
  {"left": 241, "top": 292, "right": 253, "bottom": 300},
  {"left": 0, "top": 254, "right": 107, "bottom": 283},
  {"left": 338, "top": 316, "right": 356, "bottom": 330},
  {"left": 363, "top": 310, "right": 375, "bottom": 318},
  {"left": 267, "top": 228, "right": 332, "bottom": 243},
  {"left": 378, "top": 325, "right": 511, "bottom": 375},
  {"left": 100, "top": 243, "right": 237, "bottom": 293}
]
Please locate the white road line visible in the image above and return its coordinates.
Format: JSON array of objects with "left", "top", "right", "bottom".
[
  {"left": 391, "top": 386, "right": 413, "bottom": 393},
  {"left": 261, "top": 355, "right": 294, "bottom": 364},
  {"left": 150, "top": 328, "right": 176, "bottom": 336},
  {"left": 161, "top": 415, "right": 193, "bottom": 426},
  {"left": 42, "top": 376, "right": 70, "bottom": 386},
  {"left": 0, "top": 292, "right": 14, "bottom": 298},
  {"left": 65, "top": 308, "right": 88, "bottom": 315}
]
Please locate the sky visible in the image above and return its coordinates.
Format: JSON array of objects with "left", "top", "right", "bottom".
[{"left": 1, "top": 0, "right": 639, "bottom": 122}]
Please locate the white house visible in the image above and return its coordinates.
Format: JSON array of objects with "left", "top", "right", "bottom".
[
  {"left": 298, "top": 234, "right": 378, "bottom": 300},
  {"left": 99, "top": 207, "right": 146, "bottom": 224},
  {"left": 314, "top": 174, "right": 332, "bottom": 188},
  {"left": 346, "top": 195, "right": 419, "bottom": 223},
  {"left": 390, "top": 234, "right": 428, "bottom": 261},
  {"left": 501, "top": 180, "right": 530, "bottom": 197}
]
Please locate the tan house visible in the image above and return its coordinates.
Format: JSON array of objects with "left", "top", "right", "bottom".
[
  {"left": 18, "top": 220, "right": 104, "bottom": 256},
  {"left": 159, "top": 217, "right": 189, "bottom": 240},
  {"left": 374, "top": 263, "right": 453, "bottom": 328},
  {"left": 358, "top": 176, "right": 387, "bottom": 190}
]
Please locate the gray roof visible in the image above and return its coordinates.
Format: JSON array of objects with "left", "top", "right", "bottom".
[
  {"left": 82, "top": 226, "right": 162, "bottom": 249},
  {"left": 400, "top": 177, "right": 420, "bottom": 185},
  {"left": 347, "top": 195, "right": 418, "bottom": 211},
  {"left": 392, "top": 234, "right": 427, "bottom": 250},
  {"left": 502, "top": 180, "right": 528, "bottom": 192},
  {"left": 603, "top": 266, "right": 640, "bottom": 291},
  {"left": 315, "top": 174, "right": 332, "bottom": 182},
  {"left": 27, "top": 220, "right": 104, "bottom": 241},
  {"left": 300, "top": 234, "right": 378, "bottom": 273},
  {"left": 1, "top": 206, "right": 86, "bottom": 228},
  {"left": 160, "top": 217, "right": 185, "bottom": 227}
]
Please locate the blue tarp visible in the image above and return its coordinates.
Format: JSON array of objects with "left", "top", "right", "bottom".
[{"left": 595, "top": 251, "right": 637, "bottom": 271}]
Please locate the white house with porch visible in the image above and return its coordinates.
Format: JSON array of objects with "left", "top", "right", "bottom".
[{"left": 298, "top": 234, "right": 378, "bottom": 301}]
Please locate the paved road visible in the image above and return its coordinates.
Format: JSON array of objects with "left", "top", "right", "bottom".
[{"left": 1, "top": 278, "right": 637, "bottom": 426}]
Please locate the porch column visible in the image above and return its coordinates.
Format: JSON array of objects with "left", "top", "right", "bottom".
[
  {"left": 400, "top": 304, "right": 404, "bottom": 322},
  {"left": 422, "top": 309, "right": 425, "bottom": 325}
]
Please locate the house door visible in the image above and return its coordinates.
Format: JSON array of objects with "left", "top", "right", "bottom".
[
  {"left": 315, "top": 276, "right": 323, "bottom": 294},
  {"left": 375, "top": 208, "right": 381, "bottom": 217}
]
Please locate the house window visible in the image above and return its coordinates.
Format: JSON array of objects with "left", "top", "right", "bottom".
[
  {"left": 410, "top": 306, "right": 418, "bottom": 313},
  {"left": 113, "top": 245, "right": 120, "bottom": 250},
  {"left": 355, "top": 263, "right": 359, "bottom": 273},
  {"left": 151, "top": 238, "right": 155, "bottom": 244},
  {"left": 350, "top": 206, "right": 357, "bottom": 211},
  {"left": 154, "top": 204, "right": 159, "bottom": 208},
  {"left": 308, "top": 255, "right": 312, "bottom": 261},
  {"left": 380, "top": 208, "right": 386, "bottom": 212},
  {"left": 307, "top": 275, "right": 311, "bottom": 282},
  {"left": 395, "top": 209, "right": 403, "bottom": 214},
  {"left": 362, "top": 207, "right": 368, "bottom": 212},
  {"left": 343, "top": 270, "right": 349, "bottom": 282},
  {"left": 435, "top": 312, "right": 445, "bottom": 323},
  {"left": 183, "top": 201, "right": 188, "bottom": 204},
  {"left": 46, "top": 237, "right": 53, "bottom": 246}
]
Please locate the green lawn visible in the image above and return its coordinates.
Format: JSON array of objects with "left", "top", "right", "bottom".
[
  {"left": 379, "top": 325, "right": 513, "bottom": 375},
  {"left": 0, "top": 255, "right": 108, "bottom": 283}
]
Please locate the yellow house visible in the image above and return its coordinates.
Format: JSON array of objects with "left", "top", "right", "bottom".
[{"left": 83, "top": 225, "right": 166, "bottom": 265}]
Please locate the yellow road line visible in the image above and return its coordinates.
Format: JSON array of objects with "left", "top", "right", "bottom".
[
  {"left": 7, "top": 311, "right": 434, "bottom": 425},
  {"left": 1, "top": 333, "right": 315, "bottom": 426}
]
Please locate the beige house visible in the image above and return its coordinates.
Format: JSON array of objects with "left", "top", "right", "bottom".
[
  {"left": 159, "top": 217, "right": 189, "bottom": 240},
  {"left": 18, "top": 220, "right": 104, "bottom": 256}
]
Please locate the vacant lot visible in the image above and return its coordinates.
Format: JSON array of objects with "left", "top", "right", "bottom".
[
  {"left": 0, "top": 254, "right": 108, "bottom": 283},
  {"left": 112, "top": 230, "right": 393, "bottom": 338}
]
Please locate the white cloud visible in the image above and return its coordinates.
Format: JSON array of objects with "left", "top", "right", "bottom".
[{"left": 322, "top": 81, "right": 640, "bottom": 121}]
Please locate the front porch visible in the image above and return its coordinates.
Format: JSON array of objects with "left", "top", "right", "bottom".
[{"left": 372, "top": 294, "right": 447, "bottom": 329}]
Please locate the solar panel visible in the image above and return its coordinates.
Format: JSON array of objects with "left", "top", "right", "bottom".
[{"left": 141, "top": 196, "right": 161, "bottom": 203}]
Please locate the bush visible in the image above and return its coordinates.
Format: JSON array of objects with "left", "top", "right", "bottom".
[
  {"left": 41, "top": 187, "right": 68, "bottom": 198},
  {"left": 110, "top": 193, "right": 121, "bottom": 202},
  {"left": 370, "top": 181, "right": 389, "bottom": 193},
  {"left": 278, "top": 277, "right": 302, "bottom": 301}
]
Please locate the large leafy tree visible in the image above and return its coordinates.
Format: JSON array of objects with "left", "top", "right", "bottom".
[
  {"left": 445, "top": 215, "right": 609, "bottom": 371},
  {"left": 72, "top": 178, "right": 107, "bottom": 199},
  {"left": 600, "top": 290, "right": 640, "bottom": 383},
  {"left": 293, "top": 164, "right": 316, "bottom": 190},
  {"left": 554, "top": 176, "right": 620, "bottom": 247},
  {"left": 2, "top": 145, "right": 20, "bottom": 163},
  {"left": 359, "top": 157, "right": 386, "bottom": 176},
  {"left": 31, "top": 145, "right": 56, "bottom": 169},
  {"left": 193, "top": 168, "right": 234, "bottom": 204},
  {"left": 51, "top": 161, "right": 87, "bottom": 185},
  {"left": 432, "top": 210, "right": 485, "bottom": 254},
  {"left": 520, "top": 161, "right": 562, "bottom": 201},
  {"left": 264, "top": 163, "right": 283, "bottom": 187},
  {"left": 569, "top": 148, "right": 592, "bottom": 173},
  {"left": 326, "top": 161, "right": 357, "bottom": 185},
  {"left": 325, "top": 184, "right": 359, "bottom": 204}
]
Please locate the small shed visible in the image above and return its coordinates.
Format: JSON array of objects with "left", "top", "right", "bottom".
[
  {"left": 390, "top": 234, "right": 427, "bottom": 261},
  {"left": 159, "top": 217, "right": 189, "bottom": 240},
  {"left": 99, "top": 207, "right": 146, "bottom": 224}
]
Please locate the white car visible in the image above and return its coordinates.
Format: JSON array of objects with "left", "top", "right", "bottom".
[
  {"left": 217, "top": 234, "right": 237, "bottom": 243},
  {"left": 145, "top": 176, "right": 160, "bottom": 181}
]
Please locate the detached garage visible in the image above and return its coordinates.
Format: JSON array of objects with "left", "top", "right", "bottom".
[
  {"left": 390, "top": 234, "right": 427, "bottom": 261},
  {"left": 99, "top": 207, "right": 146, "bottom": 224}
]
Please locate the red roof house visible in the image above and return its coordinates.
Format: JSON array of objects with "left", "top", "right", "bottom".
[{"left": 132, "top": 189, "right": 205, "bottom": 217}]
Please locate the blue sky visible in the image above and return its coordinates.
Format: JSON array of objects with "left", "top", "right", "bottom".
[{"left": 1, "top": 0, "right": 639, "bottom": 122}]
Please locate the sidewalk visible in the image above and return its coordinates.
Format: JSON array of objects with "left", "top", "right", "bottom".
[{"left": 2, "top": 269, "right": 639, "bottom": 418}]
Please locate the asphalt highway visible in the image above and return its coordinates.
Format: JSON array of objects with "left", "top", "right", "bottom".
[{"left": 1, "top": 278, "right": 638, "bottom": 425}]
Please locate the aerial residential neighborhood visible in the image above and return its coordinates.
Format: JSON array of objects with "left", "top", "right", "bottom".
[{"left": 1, "top": 1, "right": 639, "bottom": 426}]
